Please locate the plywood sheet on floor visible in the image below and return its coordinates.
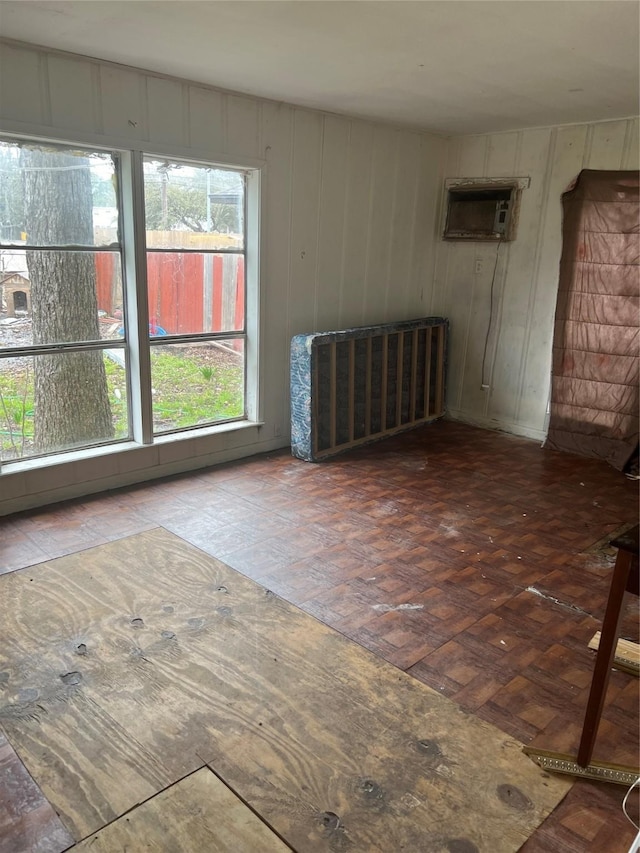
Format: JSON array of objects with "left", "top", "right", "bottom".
[
  {"left": 72, "top": 767, "right": 291, "bottom": 852},
  {"left": 0, "top": 528, "right": 572, "bottom": 852}
]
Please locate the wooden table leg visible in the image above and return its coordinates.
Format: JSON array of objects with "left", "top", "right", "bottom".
[{"left": 577, "top": 548, "right": 636, "bottom": 767}]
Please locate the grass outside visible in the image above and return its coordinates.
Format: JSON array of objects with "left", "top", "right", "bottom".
[
  {"left": 0, "top": 346, "right": 244, "bottom": 461},
  {"left": 151, "top": 345, "right": 244, "bottom": 432}
]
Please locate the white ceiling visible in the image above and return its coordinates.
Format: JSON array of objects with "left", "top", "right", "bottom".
[{"left": 0, "top": 1, "right": 638, "bottom": 136}]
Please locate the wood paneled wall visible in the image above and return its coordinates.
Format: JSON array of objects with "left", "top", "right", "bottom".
[
  {"left": 0, "top": 37, "right": 637, "bottom": 513},
  {"left": 431, "top": 118, "right": 639, "bottom": 440},
  {"left": 0, "top": 40, "right": 445, "bottom": 512}
]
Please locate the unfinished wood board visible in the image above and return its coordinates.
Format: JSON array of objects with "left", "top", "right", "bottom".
[
  {"left": 589, "top": 631, "right": 640, "bottom": 675},
  {"left": 0, "top": 528, "right": 571, "bottom": 851},
  {"left": 71, "top": 767, "right": 291, "bottom": 852}
]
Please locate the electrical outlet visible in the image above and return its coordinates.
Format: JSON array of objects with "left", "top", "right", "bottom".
[
  {"left": 274, "top": 423, "right": 282, "bottom": 437},
  {"left": 475, "top": 258, "right": 483, "bottom": 274}
]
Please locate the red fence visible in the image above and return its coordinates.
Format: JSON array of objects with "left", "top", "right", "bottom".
[{"left": 95, "top": 253, "right": 244, "bottom": 334}]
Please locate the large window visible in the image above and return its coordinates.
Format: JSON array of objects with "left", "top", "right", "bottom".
[{"left": 0, "top": 138, "right": 251, "bottom": 465}]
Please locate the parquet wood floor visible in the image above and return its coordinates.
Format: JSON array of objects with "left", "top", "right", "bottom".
[{"left": 1, "top": 420, "right": 638, "bottom": 852}]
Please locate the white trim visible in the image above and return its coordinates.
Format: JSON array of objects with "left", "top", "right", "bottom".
[
  {"left": 245, "top": 168, "right": 261, "bottom": 423},
  {"left": 120, "top": 149, "right": 153, "bottom": 444},
  {"left": 2, "top": 419, "right": 262, "bottom": 476}
]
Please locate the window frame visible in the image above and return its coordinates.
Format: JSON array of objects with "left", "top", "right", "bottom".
[
  {"left": 141, "top": 153, "right": 248, "bottom": 437},
  {"left": 0, "top": 137, "right": 260, "bottom": 472}
]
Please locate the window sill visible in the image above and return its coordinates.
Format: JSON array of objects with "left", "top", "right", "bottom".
[{"left": 1, "top": 419, "right": 264, "bottom": 476}]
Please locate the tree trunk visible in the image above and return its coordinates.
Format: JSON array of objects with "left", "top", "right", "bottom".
[{"left": 22, "top": 147, "right": 114, "bottom": 453}]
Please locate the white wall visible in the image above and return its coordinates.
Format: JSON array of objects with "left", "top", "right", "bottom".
[
  {"left": 0, "top": 40, "right": 446, "bottom": 514},
  {"left": 431, "top": 117, "right": 639, "bottom": 440}
]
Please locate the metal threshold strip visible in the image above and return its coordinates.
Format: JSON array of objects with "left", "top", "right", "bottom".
[{"left": 523, "top": 746, "right": 640, "bottom": 786}]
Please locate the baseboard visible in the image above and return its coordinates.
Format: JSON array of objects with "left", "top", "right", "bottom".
[{"left": 446, "top": 409, "right": 547, "bottom": 443}]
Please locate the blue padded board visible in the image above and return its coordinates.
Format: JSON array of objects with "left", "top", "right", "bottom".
[{"left": 291, "top": 317, "right": 447, "bottom": 462}]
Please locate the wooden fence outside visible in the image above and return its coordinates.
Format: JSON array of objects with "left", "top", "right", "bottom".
[{"left": 95, "top": 251, "right": 244, "bottom": 335}]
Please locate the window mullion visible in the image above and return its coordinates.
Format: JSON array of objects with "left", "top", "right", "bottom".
[
  {"left": 245, "top": 169, "right": 260, "bottom": 423},
  {"left": 120, "top": 151, "right": 153, "bottom": 445}
]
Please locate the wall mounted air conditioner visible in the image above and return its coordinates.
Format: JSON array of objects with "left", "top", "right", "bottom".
[{"left": 442, "top": 177, "right": 530, "bottom": 242}]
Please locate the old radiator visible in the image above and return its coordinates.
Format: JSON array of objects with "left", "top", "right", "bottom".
[{"left": 290, "top": 316, "right": 447, "bottom": 461}]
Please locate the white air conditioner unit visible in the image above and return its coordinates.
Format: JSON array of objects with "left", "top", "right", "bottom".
[{"left": 442, "top": 177, "right": 530, "bottom": 242}]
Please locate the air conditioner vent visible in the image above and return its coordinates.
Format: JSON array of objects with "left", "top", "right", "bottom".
[{"left": 442, "top": 177, "right": 529, "bottom": 242}]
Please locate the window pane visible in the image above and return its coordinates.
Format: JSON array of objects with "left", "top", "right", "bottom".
[
  {"left": 147, "top": 252, "right": 244, "bottom": 336},
  {"left": 0, "top": 250, "right": 124, "bottom": 347},
  {"left": 144, "top": 159, "right": 244, "bottom": 251},
  {"left": 150, "top": 340, "right": 244, "bottom": 434},
  {"left": 0, "top": 140, "right": 118, "bottom": 247},
  {"left": 0, "top": 350, "right": 129, "bottom": 461}
]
